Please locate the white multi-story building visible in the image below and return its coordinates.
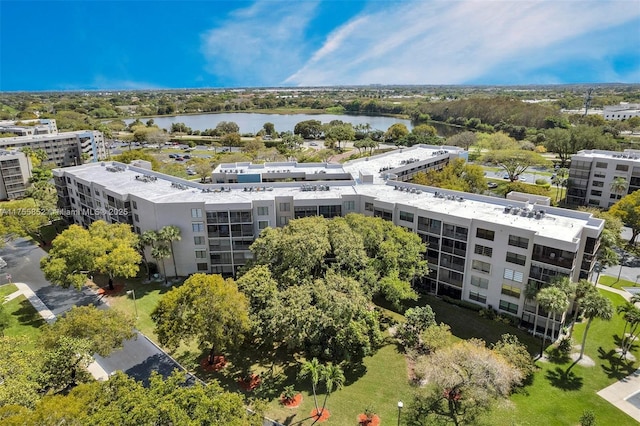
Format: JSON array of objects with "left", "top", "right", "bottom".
[
  {"left": 53, "top": 144, "right": 604, "bottom": 336},
  {"left": 0, "top": 118, "right": 58, "bottom": 136},
  {"left": 567, "top": 149, "right": 640, "bottom": 208},
  {"left": 0, "top": 150, "right": 30, "bottom": 199},
  {"left": 603, "top": 103, "right": 640, "bottom": 121}
]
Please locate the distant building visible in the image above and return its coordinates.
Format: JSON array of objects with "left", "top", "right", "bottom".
[
  {"left": 603, "top": 103, "right": 640, "bottom": 121},
  {"left": 0, "top": 150, "right": 30, "bottom": 200},
  {"left": 0, "top": 118, "right": 58, "bottom": 136},
  {"left": 53, "top": 144, "right": 603, "bottom": 339},
  {"left": 567, "top": 149, "right": 640, "bottom": 208}
]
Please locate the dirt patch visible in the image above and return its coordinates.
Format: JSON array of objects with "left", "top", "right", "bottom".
[
  {"left": 200, "top": 355, "right": 227, "bottom": 372},
  {"left": 357, "top": 414, "right": 381, "bottom": 426},
  {"left": 238, "top": 374, "right": 261, "bottom": 391},
  {"left": 310, "top": 408, "right": 331, "bottom": 423}
]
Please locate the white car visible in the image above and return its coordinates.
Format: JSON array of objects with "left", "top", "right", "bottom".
[{"left": 0, "top": 257, "right": 6, "bottom": 269}]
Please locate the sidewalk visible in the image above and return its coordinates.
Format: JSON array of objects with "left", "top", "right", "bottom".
[
  {"left": 595, "top": 285, "right": 640, "bottom": 422},
  {"left": 3, "top": 282, "right": 110, "bottom": 381}
]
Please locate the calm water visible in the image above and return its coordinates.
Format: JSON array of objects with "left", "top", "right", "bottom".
[{"left": 125, "top": 112, "right": 413, "bottom": 134}]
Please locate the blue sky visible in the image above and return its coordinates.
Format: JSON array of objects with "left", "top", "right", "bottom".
[{"left": 1, "top": 0, "right": 639, "bottom": 91}]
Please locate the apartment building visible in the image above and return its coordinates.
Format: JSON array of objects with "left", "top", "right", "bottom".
[
  {"left": 567, "top": 149, "right": 640, "bottom": 208},
  {"left": 0, "top": 118, "right": 58, "bottom": 136},
  {"left": 53, "top": 144, "right": 604, "bottom": 337},
  {"left": 0, "top": 150, "right": 30, "bottom": 199},
  {"left": 603, "top": 103, "right": 640, "bottom": 121}
]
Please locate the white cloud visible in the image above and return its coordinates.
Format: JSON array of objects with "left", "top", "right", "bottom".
[
  {"left": 200, "top": 1, "right": 320, "bottom": 85},
  {"left": 285, "top": 0, "right": 640, "bottom": 85}
]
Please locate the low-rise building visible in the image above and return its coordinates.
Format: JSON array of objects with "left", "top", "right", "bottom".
[
  {"left": 0, "top": 150, "right": 30, "bottom": 199},
  {"left": 53, "top": 144, "right": 603, "bottom": 338},
  {"left": 603, "top": 103, "right": 640, "bottom": 121}
]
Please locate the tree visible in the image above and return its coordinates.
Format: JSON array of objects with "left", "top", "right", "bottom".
[
  {"left": 300, "top": 358, "right": 323, "bottom": 413},
  {"left": 158, "top": 225, "right": 181, "bottom": 279},
  {"left": 0, "top": 337, "right": 42, "bottom": 408},
  {"left": 38, "top": 336, "right": 93, "bottom": 394},
  {"left": 536, "top": 286, "right": 569, "bottom": 356},
  {"left": 610, "top": 176, "right": 628, "bottom": 201},
  {"left": 189, "top": 158, "right": 213, "bottom": 183},
  {"left": 113, "top": 149, "right": 161, "bottom": 170},
  {"left": 263, "top": 122, "right": 275, "bottom": 136},
  {"left": 409, "top": 340, "right": 522, "bottom": 425},
  {"left": 151, "top": 244, "right": 171, "bottom": 285},
  {"left": 446, "top": 131, "right": 477, "bottom": 150},
  {"left": 384, "top": 123, "right": 409, "bottom": 144},
  {"left": 152, "top": 274, "right": 250, "bottom": 363},
  {"left": 482, "top": 149, "right": 549, "bottom": 182},
  {"left": 609, "top": 191, "right": 640, "bottom": 245},
  {"left": 221, "top": 132, "right": 241, "bottom": 151},
  {"left": 578, "top": 292, "right": 613, "bottom": 360},
  {"left": 617, "top": 296, "right": 640, "bottom": 357},
  {"left": 40, "top": 221, "right": 141, "bottom": 290},
  {"left": 241, "top": 138, "right": 265, "bottom": 159},
  {"left": 281, "top": 131, "right": 304, "bottom": 153},
  {"left": 294, "top": 119, "right": 323, "bottom": 139},
  {"left": 491, "top": 334, "right": 536, "bottom": 382},
  {"left": 412, "top": 158, "right": 486, "bottom": 193},
  {"left": 551, "top": 168, "right": 569, "bottom": 203},
  {"left": 395, "top": 306, "right": 437, "bottom": 350},
  {"left": 543, "top": 128, "right": 572, "bottom": 167},
  {"left": 569, "top": 280, "right": 598, "bottom": 338},
  {"left": 323, "top": 122, "right": 355, "bottom": 150},
  {"left": 0, "top": 198, "right": 49, "bottom": 245},
  {"left": 215, "top": 121, "right": 240, "bottom": 135},
  {"left": 318, "top": 363, "right": 344, "bottom": 420},
  {"left": 39, "top": 305, "right": 135, "bottom": 358}
]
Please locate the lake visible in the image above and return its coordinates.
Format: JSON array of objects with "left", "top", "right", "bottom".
[{"left": 125, "top": 112, "right": 413, "bottom": 134}]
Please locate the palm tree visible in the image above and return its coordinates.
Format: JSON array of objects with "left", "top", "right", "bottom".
[
  {"left": 299, "top": 358, "right": 323, "bottom": 413},
  {"left": 537, "top": 286, "right": 569, "bottom": 356},
  {"left": 579, "top": 292, "right": 613, "bottom": 360},
  {"left": 551, "top": 276, "right": 576, "bottom": 333},
  {"left": 618, "top": 295, "right": 640, "bottom": 357},
  {"left": 318, "top": 363, "right": 345, "bottom": 417},
  {"left": 139, "top": 230, "right": 159, "bottom": 280},
  {"left": 610, "top": 177, "right": 628, "bottom": 201},
  {"left": 21, "top": 147, "right": 34, "bottom": 176},
  {"left": 151, "top": 244, "right": 171, "bottom": 285},
  {"left": 524, "top": 282, "right": 542, "bottom": 336},
  {"left": 551, "top": 168, "right": 568, "bottom": 203},
  {"left": 568, "top": 280, "right": 598, "bottom": 338},
  {"left": 158, "top": 225, "right": 181, "bottom": 279}
]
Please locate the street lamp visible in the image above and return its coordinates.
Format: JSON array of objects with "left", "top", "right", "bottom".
[
  {"left": 397, "top": 400, "right": 403, "bottom": 426},
  {"left": 126, "top": 290, "right": 138, "bottom": 319},
  {"left": 635, "top": 274, "right": 640, "bottom": 286}
]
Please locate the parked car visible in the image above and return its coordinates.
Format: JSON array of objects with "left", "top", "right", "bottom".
[
  {"left": 183, "top": 155, "right": 191, "bottom": 160},
  {"left": 487, "top": 182, "right": 498, "bottom": 189},
  {"left": 168, "top": 154, "right": 178, "bottom": 158}
]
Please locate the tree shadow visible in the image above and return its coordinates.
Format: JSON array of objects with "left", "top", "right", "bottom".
[
  {"left": 546, "top": 346, "right": 571, "bottom": 365},
  {"left": 598, "top": 347, "right": 637, "bottom": 380},
  {"left": 545, "top": 366, "right": 583, "bottom": 391},
  {"left": 11, "top": 298, "right": 46, "bottom": 328}
]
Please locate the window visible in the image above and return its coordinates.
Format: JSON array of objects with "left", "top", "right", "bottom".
[
  {"left": 197, "top": 263, "right": 208, "bottom": 271},
  {"left": 503, "top": 268, "right": 524, "bottom": 283},
  {"left": 506, "top": 252, "right": 526, "bottom": 266},
  {"left": 258, "top": 220, "right": 269, "bottom": 230},
  {"left": 365, "top": 202, "right": 374, "bottom": 212},
  {"left": 257, "top": 206, "right": 269, "bottom": 216},
  {"left": 135, "top": 226, "right": 141, "bottom": 234},
  {"left": 470, "top": 275, "right": 489, "bottom": 289},
  {"left": 508, "top": 235, "right": 529, "bottom": 249},
  {"left": 191, "top": 208, "right": 202, "bottom": 218},
  {"left": 474, "top": 244, "right": 493, "bottom": 257},
  {"left": 472, "top": 260, "right": 491, "bottom": 273},
  {"left": 501, "top": 284, "right": 521, "bottom": 298},
  {"left": 595, "top": 162, "right": 608, "bottom": 169},
  {"left": 476, "top": 228, "right": 495, "bottom": 241},
  {"left": 499, "top": 300, "right": 519, "bottom": 314},
  {"left": 594, "top": 172, "right": 606, "bottom": 179},
  {"left": 134, "top": 214, "right": 139, "bottom": 222},
  {"left": 131, "top": 200, "right": 137, "bottom": 209},
  {"left": 279, "top": 202, "right": 290, "bottom": 212},
  {"left": 192, "top": 222, "right": 204, "bottom": 232},
  {"left": 418, "top": 217, "right": 441, "bottom": 234},
  {"left": 194, "top": 236, "right": 205, "bottom": 245},
  {"left": 195, "top": 249, "right": 207, "bottom": 259},
  {"left": 469, "top": 291, "right": 487, "bottom": 304},
  {"left": 344, "top": 200, "right": 355, "bottom": 211},
  {"left": 590, "top": 190, "right": 602, "bottom": 196},
  {"left": 399, "top": 211, "right": 414, "bottom": 222},
  {"left": 616, "top": 164, "right": 629, "bottom": 172},
  {"left": 279, "top": 216, "right": 289, "bottom": 226},
  {"left": 592, "top": 181, "right": 604, "bottom": 187}
]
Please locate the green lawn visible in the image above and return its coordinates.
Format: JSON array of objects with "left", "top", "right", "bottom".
[
  {"left": 490, "top": 289, "right": 639, "bottom": 426},
  {"left": 0, "top": 283, "right": 18, "bottom": 299},
  {"left": 599, "top": 275, "right": 638, "bottom": 291},
  {"left": 2, "top": 294, "right": 45, "bottom": 349}
]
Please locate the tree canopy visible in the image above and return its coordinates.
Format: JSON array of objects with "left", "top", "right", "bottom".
[
  {"left": 40, "top": 221, "right": 141, "bottom": 289},
  {"left": 412, "top": 158, "right": 487, "bottom": 193},
  {"left": 609, "top": 190, "right": 640, "bottom": 245},
  {"left": 483, "top": 149, "right": 549, "bottom": 182},
  {"left": 152, "top": 274, "right": 250, "bottom": 360}
]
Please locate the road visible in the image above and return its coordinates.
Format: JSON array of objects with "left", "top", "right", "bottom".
[{"left": 0, "top": 238, "right": 184, "bottom": 385}]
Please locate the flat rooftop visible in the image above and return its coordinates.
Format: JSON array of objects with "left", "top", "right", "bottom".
[
  {"left": 58, "top": 158, "right": 601, "bottom": 244},
  {"left": 574, "top": 149, "right": 640, "bottom": 161}
]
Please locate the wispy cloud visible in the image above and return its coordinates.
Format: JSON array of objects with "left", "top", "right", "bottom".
[
  {"left": 200, "top": 1, "right": 320, "bottom": 86},
  {"left": 285, "top": 0, "right": 640, "bottom": 85},
  {"left": 56, "top": 76, "right": 165, "bottom": 91}
]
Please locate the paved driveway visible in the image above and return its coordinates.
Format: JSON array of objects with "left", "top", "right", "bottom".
[{"left": 0, "top": 238, "right": 182, "bottom": 385}]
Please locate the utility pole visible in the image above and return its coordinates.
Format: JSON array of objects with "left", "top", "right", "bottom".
[{"left": 583, "top": 88, "right": 593, "bottom": 117}]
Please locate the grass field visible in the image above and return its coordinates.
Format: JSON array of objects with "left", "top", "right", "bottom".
[
  {"left": 599, "top": 275, "right": 638, "bottom": 290},
  {"left": 0, "top": 283, "right": 17, "bottom": 299},
  {"left": 2, "top": 294, "right": 45, "bottom": 349}
]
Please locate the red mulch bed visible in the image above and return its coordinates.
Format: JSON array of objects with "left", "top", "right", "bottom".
[
  {"left": 96, "top": 284, "right": 125, "bottom": 296},
  {"left": 238, "top": 374, "right": 261, "bottom": 391},
  {"left": 281, "top": 393, "right": 303, "bottom": 408},
  {"left": 357, "top": 414, "right": 381, "bottom": 426},
  {"left": 310, "top": 408, "right": 331, "bottom": 423},
  {"left": 200, "top": 356, "right": 227, "bottom": 372}
]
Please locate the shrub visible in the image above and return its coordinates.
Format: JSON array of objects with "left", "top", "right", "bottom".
[
  {"left": 535, "top": 178, "right": 548, "bottom": 185},
  {"left": 580, "top": 410, "right": 596, "bottom": 426},
  {"left": 441, "top": 296, "right": 484, "bottom": 312},
  {"left": 479, "top": 307, "right": 497, "bottom": 320}
]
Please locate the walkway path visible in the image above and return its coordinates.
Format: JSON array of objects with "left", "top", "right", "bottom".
[
  {"left": 595, "top": 285, "right": 640, "bottom": 422},
  {"left": 3, "top": 281, "right": 110, "bottom": 380}
]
